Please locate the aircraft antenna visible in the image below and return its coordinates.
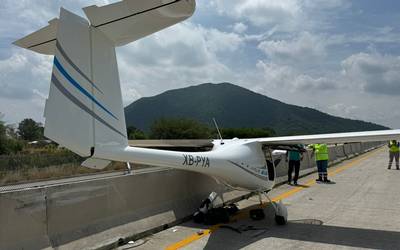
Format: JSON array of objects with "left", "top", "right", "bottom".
[{"left": 213, "top": 118, "right": 224, "bottom": 145}]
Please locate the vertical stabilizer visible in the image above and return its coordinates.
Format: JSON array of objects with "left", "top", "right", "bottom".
[
  {"left": 14, "top": 0, "right": 197, "bottom": 165},
  {"left": 46, "top": 8, "right": 127, "bottom": 157},
  {"left": 90, "top": 25, "right": 128, "bottom": 148}
]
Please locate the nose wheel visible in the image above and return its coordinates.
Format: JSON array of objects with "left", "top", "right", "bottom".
[{"left": 275, "top": 211, "right": 287, "bottom": 225}]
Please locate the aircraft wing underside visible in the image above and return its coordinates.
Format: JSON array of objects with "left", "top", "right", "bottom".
[
  {"left": 127, "top": 130, "right": 400, "bottom": 152},
  {"left": 246, "top": 129, "right": 400, "bottom": 146}
]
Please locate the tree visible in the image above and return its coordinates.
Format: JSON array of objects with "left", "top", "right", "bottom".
[
  {"left": 127, "top": 126, "right": 147, "bottom": 140},
  {"left": 150, "top": 118, "right": 211, "bottom": 139},
  {"left": 0, "top": 119, "right": 6, "bottom": 154},
  {"left": 18, "top": 118, "right": 44, "bottom": 141},
  {"left": 0, "top": 120, "right": 5, "bottom": 138},
  {"left": 6, "top": 124, "right": 18, "bottom": 139},
  {"left": 0, "top": 117, "right": 23, "bottom": 155}
]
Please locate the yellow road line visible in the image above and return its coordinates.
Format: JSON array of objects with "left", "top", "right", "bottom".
[
  {"left": 165, "top": 148, "right": 383, "bottom": 250},
  {"left": 165, "top": 225, "right": 219, "bottom": 250}
]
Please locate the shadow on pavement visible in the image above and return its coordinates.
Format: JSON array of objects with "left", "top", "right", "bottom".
[{"left": 202, "top": 216, "right": 400, "bottom": 250}]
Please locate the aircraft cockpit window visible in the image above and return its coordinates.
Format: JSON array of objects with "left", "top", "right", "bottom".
[{"left": 259, "top": 169, "right": 268, "bottom": 177}]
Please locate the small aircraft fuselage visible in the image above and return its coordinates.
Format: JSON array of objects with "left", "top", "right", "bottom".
[{"left": 95, "top": 138, "right": 277, "bottom": 192}]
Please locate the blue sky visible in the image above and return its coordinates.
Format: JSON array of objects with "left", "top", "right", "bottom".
[{"left": 1, "top": 0, "right": 400, "bottom": 128}]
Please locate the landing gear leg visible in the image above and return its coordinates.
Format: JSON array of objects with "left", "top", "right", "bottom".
[
  {"left": 258, "top": 192, "right": 263, "bottom": 205},
  {"left": 125, "top": 162, "right": 132, "bottom": 174},
  {"left": 249, "top": 192, "right": 266, "bottom": 220},
  {"left": 263, "top": 192, "right": 288, "bottom": 225},
  {"left": 216, "top": 190, "right": 225, "bottom": 206}
]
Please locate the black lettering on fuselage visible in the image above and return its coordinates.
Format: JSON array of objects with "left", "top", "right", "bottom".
[
  {"left": 205, "top": 158, "right": 210, "bottom": 168},
  {"left": 196, "top": 156, "right": 201, "bottom": 166},
  {"left": 189, "top": 155, "right": 194, "bottom": 165},
  {"left": 182, "top": 154, "right": 210, "bottom": 168},
  {"left": 182, "top": 154, "right": 188, "bottom": 165}
]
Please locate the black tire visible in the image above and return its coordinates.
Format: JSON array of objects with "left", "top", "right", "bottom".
[
  {"left": 249, "top": 208, "right": 265, "bottom": 221},
  {"left": 275, "top": 215, "right": 287, "bottom": 225}
]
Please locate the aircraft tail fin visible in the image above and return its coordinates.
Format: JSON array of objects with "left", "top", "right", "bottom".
[
  {"left": 13, "top": 1, "right": 197, "bottom": 168},
  {"left": 44, "top": 8, "right": 128, "bottom": 159}
]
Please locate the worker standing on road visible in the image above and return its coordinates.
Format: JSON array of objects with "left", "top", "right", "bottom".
[
  {"left": 286, "top": 146, "right": 304, "bottom": 186},
  {"left": 388, "top": 140, "right": 400, "bottom": 170},
  {"left": 309, "top": 144, "right": 332, "bottom": 183}
]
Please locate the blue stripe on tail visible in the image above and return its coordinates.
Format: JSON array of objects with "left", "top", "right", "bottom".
[{"left": 53, "top": 57, "right": 118, "bottom": 120}]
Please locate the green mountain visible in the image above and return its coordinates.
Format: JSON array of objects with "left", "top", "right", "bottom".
[{"left": 124, "top": 82, "right": 388, "bottom": 135}]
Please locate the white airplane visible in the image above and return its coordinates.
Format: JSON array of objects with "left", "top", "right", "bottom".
[{"left": 14, "top": 0, "right": 400, "bottom": 224}]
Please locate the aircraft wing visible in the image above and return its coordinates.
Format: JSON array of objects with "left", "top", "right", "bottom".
[
  {"left": 130, "top": 130, "right": 400, "bottom": 152},
  {"left": 246, "top": 129, "right": 400, "bottom": 146}
]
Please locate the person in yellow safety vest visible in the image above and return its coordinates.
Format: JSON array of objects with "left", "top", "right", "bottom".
[
  {"left": 309, "top": 143, "right": 332, "bottom": 183},
  {"left": 388, "top": 140, "right": 400, "bottom": 170}
]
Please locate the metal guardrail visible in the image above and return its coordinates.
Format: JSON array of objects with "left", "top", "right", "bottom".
[{"left": 0, "top": 166, "right": 170, "bottom": 193}]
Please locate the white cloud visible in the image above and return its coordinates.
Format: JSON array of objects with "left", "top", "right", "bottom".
[
  {"left": 116, "top": 23, "right": 241, "bottom": 102},
  {"left": 328, "top": 31, "right": 400, "bottom": 47},
  {"left": 209, "top": 0, "right": 350, "bottom": 33},
  {"left": 341, "top": 52, "right": 400, "bottom": 95},
  {"left": 204, "top": 27, "right": 244, "bottom": 53},
  {"left": 211, "top": 0, "right": 303, "bottom": 32},
  {"left": 255, "top": 61, "right": 340, "bottom": 92},
  {"left": 234, "top": 0, "right": 300, "bottom": 26},
  {"left": 0, "top": 50, "right": 51, "bottom": 100},
  {"left": 295, "top": 74, "right": 339, "bottom": 90},
  {"left": 0, "top": 97, "right": 46, "bottom": 124},
  {"left": 119, "top": 23, "right": 243, "bottom": 67},
  {"left": 327, "top": 103, "right": 359, "bottom": 119},
  {"left": 232, "top": 22, "right": 248, "bottom": 33},
  {"left": 258, "top": 32, "right": 327, "bottom": 63},
  {"left": 302, "top": 0, "right": 351, "bottom": 11}
]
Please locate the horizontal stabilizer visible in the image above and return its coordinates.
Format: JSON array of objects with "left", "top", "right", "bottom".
[
  {"left": 82, "top": 158, "right": 111, "bottom": 170},
  {"left": 83, "top": 0, "right": 196, "bottom": 46},
  {"left": 13, "top": 18, "right": 59, "bottom": 55}
]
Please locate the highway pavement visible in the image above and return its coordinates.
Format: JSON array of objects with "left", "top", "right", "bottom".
[{"left": 123, "top": 147, "right": 400, "bottom": 250}]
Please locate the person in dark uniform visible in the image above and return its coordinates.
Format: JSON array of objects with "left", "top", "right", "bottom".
[{"left": 286, "top": 146, "right": 304, "bottom": 185}]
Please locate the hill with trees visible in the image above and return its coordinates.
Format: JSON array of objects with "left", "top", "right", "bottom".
[{"left": 125, "top": 82, "right": 388, "bottom": 135}]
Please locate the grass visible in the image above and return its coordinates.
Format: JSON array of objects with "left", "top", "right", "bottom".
[
  {"left": 0, "top": 161, "right": 131, "bottom": 185},
  {"left": 0, "top": 145, "right": 138, "bottom": 185}
]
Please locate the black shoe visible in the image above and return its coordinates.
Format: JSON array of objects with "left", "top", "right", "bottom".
[
  {"left": 324, "top": 179, "right": 332, "bottom": 183},
  {"left": 388, "top": 166, "right": 391, "bottom": 169},
  {"left": 316, "top": 178, "right": 323, "bottom": 183},
  {"left": 293, "top": 181, "right": 298, "bottom": 186}
]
